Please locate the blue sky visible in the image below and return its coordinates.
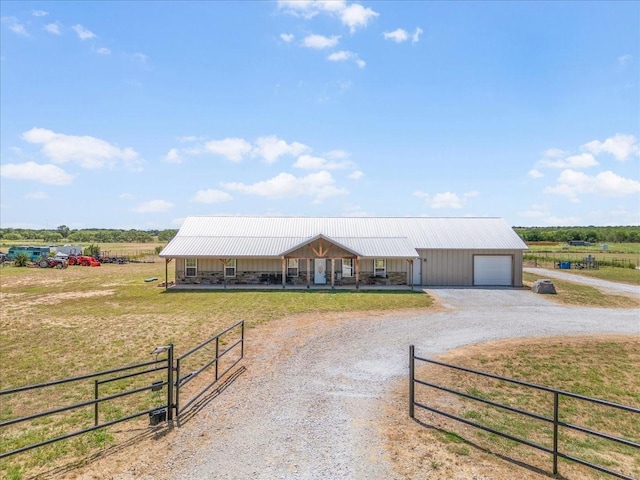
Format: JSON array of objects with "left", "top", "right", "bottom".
[{"left": 1, "top": 1, "right": 638, "bottom": 230}]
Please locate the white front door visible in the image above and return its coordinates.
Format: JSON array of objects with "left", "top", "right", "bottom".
[
  {"left": 314, "top": 259, "right": 326, "bottom": 284},
  {"left": 412, "top": 258, "right": 421, "bottom": 285}
]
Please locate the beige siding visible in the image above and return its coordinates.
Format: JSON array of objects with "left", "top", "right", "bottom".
[{"left": 418, "top": 249, "right": 523, "bottom": 287}]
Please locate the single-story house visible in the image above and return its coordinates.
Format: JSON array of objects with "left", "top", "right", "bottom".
[{"left": 159, "top": 216, "right": 528, "bottom": 289}]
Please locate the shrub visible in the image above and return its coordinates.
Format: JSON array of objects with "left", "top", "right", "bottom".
[
  {"left": 13, "top": 252, "right": 30, "bottom": 267},
  {"left": 85, "top": 244, "right": 101, "bottom": 258}
]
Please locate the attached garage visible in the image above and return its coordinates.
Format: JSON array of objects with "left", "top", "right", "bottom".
[{"left": 473, "top": 255, "right": 513, "bottom": 286}]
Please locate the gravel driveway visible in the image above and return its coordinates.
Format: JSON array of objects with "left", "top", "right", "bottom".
[{"left": 123, "top": 288, "right": 639, "bottom": 480}]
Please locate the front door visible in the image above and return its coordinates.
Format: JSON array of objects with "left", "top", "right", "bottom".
[
  {"left": 314, "top": 259, "right": 326, "bottom": 284},
  {"left": 412, "top": 258, "right": 421, "bottom": 285}
]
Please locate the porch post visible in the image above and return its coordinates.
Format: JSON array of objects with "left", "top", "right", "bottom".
[
  {"left": 407, "top": 258, "right": 413, "bottom": 288},
  {"left": 165, "top": 258, "right": 169, "bottom": 291},
  {"left": 220, "top": 259, "right": 227, "bottom": 289},
  {"left": 281, "top": 258, "right": 286, "bottom": 289},
  {"left": 331, "top": 258, "right": 335, "bottom": 289},
  {"left": 355, "top": 257, "right": 360, "bottom": 289},
  {"left": 307, "top": 258, "right": 311, "bottom": 288}
]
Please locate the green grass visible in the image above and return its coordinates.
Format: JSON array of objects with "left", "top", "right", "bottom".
[
  {"left": 415, "top": 338, "right": 640, "bottom": 479},
  {"left": 523, "top": 272, "right": 640, "bottom": 307},
  {"left": 524, "top": 242, "right": 640, "bottom": 285},
  {"left": 0, "top": 259, "right": 432, "bottom": 477}
]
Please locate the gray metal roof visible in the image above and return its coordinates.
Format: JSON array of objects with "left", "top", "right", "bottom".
[{"left": 160, "top": 216, "right": 528, "bottom": 258}]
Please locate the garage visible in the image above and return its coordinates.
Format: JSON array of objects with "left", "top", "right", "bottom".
[{"left": 473, "top": 255, "right": 513, "bottom": 286}]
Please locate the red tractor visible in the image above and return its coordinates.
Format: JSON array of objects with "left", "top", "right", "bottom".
[{"left": 68, "top": 255, "right": 101, "bottom": 267}]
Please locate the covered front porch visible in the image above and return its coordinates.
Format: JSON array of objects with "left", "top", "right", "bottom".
[{"left": 162, "top": 233, "right": 419, "bottom": 291}]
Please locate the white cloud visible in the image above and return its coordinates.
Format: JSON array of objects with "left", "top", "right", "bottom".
[
  {"left": 178, "top": 135, "right": 201, "bottom": 143},
  {"left": 164, "top": 148, "right": 182, "bottom": 164},
  {"left": 545, "top": 169, "right": 640, "bottom": 202},
  {"left": 327, "top": 50, "right": 365, "bottom": 68},
  {"left": 130, "top": 52, "right": 149, "bottom": 63},
  {"left": 414, "top": 190, "right": 479, "bottom": 209},
  {"left": 542, "top": 148, "right": 567, "bottom": 158},
  {"left": 302, "top": 34, "right": 340, "bottom": 49},
  {"left": 222, "top": 170, "right": 347, "bottom": 203},
  {"left": 340, "top": 3, "right": 378, "bottom": 33},
  {"left": 538, "top": 153, "right": 599, "bottom": 169},
  {"left": 32, "top": 10, "right": 48, "bottom": 17},
  {"left": 131, "top": 200, "right": 174, "bottom": 213},
  {"left": 21, "top": 127, "right": 142, "bottom": 170},
  {"left": 0, "top": 161, "right": 74, "bottom": 185},
  {"left": 280, "top": 33, "right": 294, "bottom": 42},
  {"left": 293, "top": 154, "right": 352, "bottom": 170},
  {"left": 618, "top": 54, "right": 632, "bottom": 66},
  {"left": 120, "top": 193, "right": 135, "bottom": 200},
  {"left": 191, "top": 189, "right": 232, "bottom": 203},
  {"left": 383, "top": 28, "right": 408, "bottom": 43},
  {"left": 96, "top": 47, "right": 111, "bottom": 55},
  {"left": 348, "top": 170, "right": 363, "bottom": 180},
  {"left": 327, "top": 149, "right": 349, "bottom": 160},
  {"left": 2, "top": 17, "right": 28, "bottom": 36},
  {"left": 25, "top": 191, "right": 48, "bottom": 200},
  {"left": 412, "top": 27, "right": 423, "bottom": 44},
  {"left": 205, "top": 137, "right": 252, "bottom": 162},
  {"left": 72, "top": 24, "right": 96, "bottom": 40},
  {"left": 581, "top": 133, "right": 639, "bottom": 161},
  {"left": 44, "top": 23, "right": 61, "bottom": 35},
  {"left": 278, "top": 0, "right": 378, "bottom": 32},
  {"left": 252, "top": 135, "right": 310, "bottom": 163},
  {"left": 528, "top": 169, "right": 544, "bottom": 179}
]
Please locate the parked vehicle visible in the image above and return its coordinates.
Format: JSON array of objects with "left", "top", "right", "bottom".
[
  {"left": 52, "top": 245, "right": 83, "bottom": 256},
  {"left": 6, "top": 246, "right": 51, "bottom": 262},
  {"left": 68, "top": 255, "right": 101, "bottom": 267},
  {"left": 38, "top": 256, "right": 68, "bottom": 269}
]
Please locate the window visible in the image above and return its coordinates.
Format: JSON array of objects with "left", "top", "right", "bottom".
[
  {"left": 287, "top": 258, "right": 299, "bottom": 277},
  {"left": 374, "top": 258, "right": 386, "bottom": 277},
  {"left": 342, "top": 258, "right": 354, "bottom": 277},
  {"left": 225, "top": 259, "right": 236, "bottom": 277},
  {"left": 185, "top": 258, "right": 197, "bottom": 277}
]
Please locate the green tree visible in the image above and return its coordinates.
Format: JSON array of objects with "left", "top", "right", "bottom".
[
  {"left": 57, "top": 225, "right": 71, "bottom": 238},
  {"left": 85, "top": 244, "right": 101, "bottom": 258},
  {"left": 43, "top": 232, "right": 63, "bottom": 243}
]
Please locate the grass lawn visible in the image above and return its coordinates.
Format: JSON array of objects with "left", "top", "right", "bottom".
[
  {"left": 409, "top": 336, "right": 640, "bottom": 480},
  {"left": 0, "top": 259, "right": 432, "bottom": 478},
  {"left": 522, "top": 272, "right": 640, "bottom": 308}
]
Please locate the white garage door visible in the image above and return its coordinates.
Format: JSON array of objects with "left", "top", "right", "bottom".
[{"left": 474, "top": 256, "right": 512, "bottom": 286}]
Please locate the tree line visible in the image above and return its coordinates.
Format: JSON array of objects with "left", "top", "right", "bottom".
[
  {"left": 514, "top": 226, "right": 640, "bottom": 243},
  {"left": 1, "top": 225, "right": 638, "bottom": 245},
  {"left": 0, "top": 225, "right": 178, "bottom": 244}
]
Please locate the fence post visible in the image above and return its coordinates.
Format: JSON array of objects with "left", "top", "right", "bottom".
[
  {"left": 167, "top": 343, "right": 174, "bottom": 422},
  {"left": 241, "top": 321, "right": 245, "bottom": 360},
  {"left": 175, "top": 357, "right": 180, "bottom": 425},
  {"left": 553, "top": 391, "right": 559, "bottom": 476},
  {"left": 94, "top": 379, "right": 99, "bottom": 426},
  {"left": 215, "top": 336, "right": 219, "bottom": 381},
  {"left": 409, "top": 345, "right": 415, "bottom": 419}
]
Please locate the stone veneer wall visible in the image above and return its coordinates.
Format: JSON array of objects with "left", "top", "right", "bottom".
[{"left": 177, "top": 269, "right": 407, "bottom": 285}]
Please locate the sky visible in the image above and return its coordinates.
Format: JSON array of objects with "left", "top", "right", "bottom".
[{"left": 1, "top": 1, "right": 638, "bottom": 230}]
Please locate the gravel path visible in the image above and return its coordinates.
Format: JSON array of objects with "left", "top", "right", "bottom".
[
  {"left": 126, "top": 288, "right": 639, "bottom": 480},
  {"left": 524, "top": 267, "right": 640, "bottom": 296}
]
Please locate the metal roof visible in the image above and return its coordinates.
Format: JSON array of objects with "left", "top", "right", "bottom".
[{"left": 160, "top": 216, "right": 528, "bottom": 258}]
